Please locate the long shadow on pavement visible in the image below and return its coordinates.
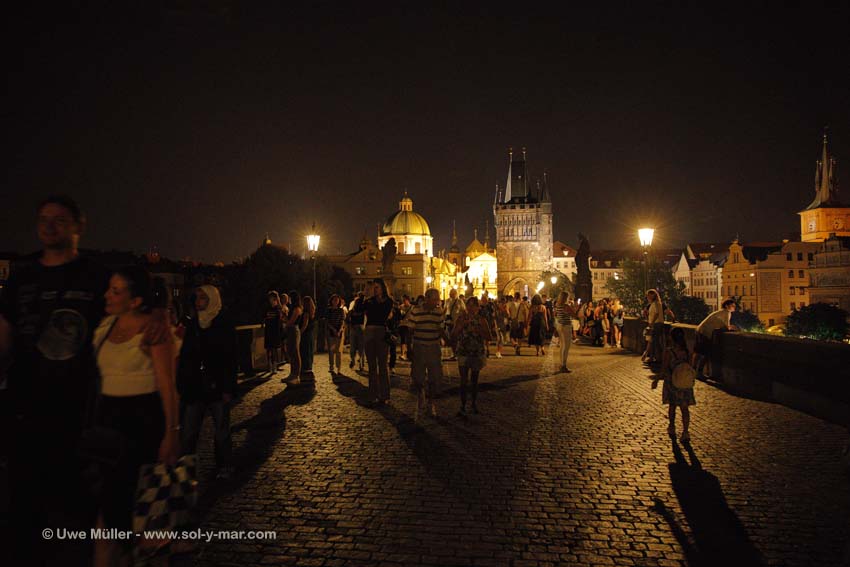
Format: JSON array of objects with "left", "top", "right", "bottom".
[
  {"left": 193, "top": 382, "right": 316, "bottom": 515},
  {"left": 653, "top": 440, "right": 765, "bottom": 567},
  {"left": 330, "top": 372, "right": 531, "bottom": 521}
]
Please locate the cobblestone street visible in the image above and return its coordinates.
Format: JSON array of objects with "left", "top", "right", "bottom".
[{"left": 190, "top": 343, "right": 850, "bottom": 567}]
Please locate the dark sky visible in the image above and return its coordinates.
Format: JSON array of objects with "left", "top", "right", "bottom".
[{"left": 5, "top": 1, "right": 850, "bottom": 261}]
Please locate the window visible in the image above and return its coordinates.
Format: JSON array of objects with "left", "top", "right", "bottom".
[
  {"left": 790, "top": 302, "right": 796, "bottom": 310},
  {"left": 797, "top": 252, "right": 803, "bottom": 261},
  {"left": 401, "top": 267, "right": 413, "bottom": 276},
  {"left": 415, "top": 242, "right": 421, "bottom": 254},
  {"left": 800, "top": 302, "right": 806, "bottom": 307},
  {"left": 399, "top": 242, "right": 406, "bottom": 253},
  {"left": 734, "top": 286, "right": 739, "bottom": 295},
  {"left": 750, "top": 285, "right": 754, "bottom": 296},
  {"left": 789, "top": 287, "right": 795, "bottom": 296},
  {"left": 769, "top": 318, "right": 775, "bottom": 326},
  {"left": 788, "top": 270, "right": 794, "bottom": 278},
  {"left": 786, "top": 253, "right": 792, "bottom": 261},
  {"left": 355, "top": 267, "right": 366, "bottom": 275},
  {"left": 799, "top": 287, "right": 805, "bottom": 295},
  {"left": 798, "top": 270, "right": 804, "bottom": 279},
  {"left": 807, "top": 253, "right": 813, "bottom": 262}
]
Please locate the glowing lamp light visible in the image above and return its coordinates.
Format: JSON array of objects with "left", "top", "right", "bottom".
[
  {"left": 425, "top": 276, "right": 433, "bottom": 285},
  {"left": 638, "top": 228, "right": 655, "bottom": 247},
  {"left": 307, "top": 223, "right": 320, "bottom": 252},
  {"left": 536, "top": 281, "right": 545, "bottom": 292},
  {"left": 441, "top": 281, "right": 447, "bottom": 288},
  {"left": 550, "top": 275, "right": 558, "bottom": 284}
]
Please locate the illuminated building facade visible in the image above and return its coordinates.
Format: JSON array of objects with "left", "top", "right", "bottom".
[{"left": 492, "top": 149, "right": 553, "bottom": 297}]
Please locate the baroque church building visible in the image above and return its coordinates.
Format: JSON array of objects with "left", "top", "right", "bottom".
[{"left": 492, "top": 149, "right": 554, "bottom": 297}]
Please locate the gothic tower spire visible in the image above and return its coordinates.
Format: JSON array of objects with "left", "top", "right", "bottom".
[{"left": 504, "top": 148, "right": 513, "bottom": 202}]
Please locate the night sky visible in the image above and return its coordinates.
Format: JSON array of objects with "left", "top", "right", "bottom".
[{"left": 5, "top": 2, "right": 850, "bottom": 262}]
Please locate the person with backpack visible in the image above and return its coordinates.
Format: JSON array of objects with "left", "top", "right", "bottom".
[{"left": 653, "top": 327, "right": 696, "bottom": 443}]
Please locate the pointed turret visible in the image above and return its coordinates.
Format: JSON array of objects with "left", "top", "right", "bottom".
[
  {"left": 484, "top": 219, "right": 490, "bottom": 249},
  {"left": 540, "top": 170, "right": 551, "bottom": 203},
  {"left": 804, "top": 130, "right": 841, "bottom": 210},
  {"left": 504, "top": 148, "right": 513, "bottom": 202},
  {"left": 450, "top": 220, "right": 459, "bottom": 252}
]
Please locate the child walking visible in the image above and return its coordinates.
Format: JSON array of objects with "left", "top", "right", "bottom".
[{"left": 653, "top": 327, "right": 696, "bottom": 442}]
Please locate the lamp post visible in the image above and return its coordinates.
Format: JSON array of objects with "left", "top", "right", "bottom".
[
  {"left": 425, "top": 275, "right": 432, "bottom": 288},
  {"left": 307, "top": 223, "right": 320, "bottom": 301},
  {"left": 638, "top": 227, "right": 655, "bottom": 294},
  {"left": 441, "top": 280, "right": 447, "bottom": 300}
]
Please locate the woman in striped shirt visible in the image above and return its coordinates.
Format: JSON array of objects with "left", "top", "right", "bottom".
[{"left": 553, "top": 291, "right": 578, "bottom": 373}]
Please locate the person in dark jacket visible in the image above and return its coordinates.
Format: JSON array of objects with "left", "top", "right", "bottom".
[{"left": 178, "top": 285, "right": 236, "bottom": 480}]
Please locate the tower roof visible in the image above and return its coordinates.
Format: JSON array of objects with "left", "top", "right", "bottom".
[
  {"left": 499, "top": 147, "right": 539, "bottom": 204},
  {"left": 802, "top": 131, "right": 845, "bottom": 210},
  {"left": 466, "top": 227, "right": 486, "bottom": 257},
  {"left": 450, "top": 219, "right": 459, "bottom": 252}
]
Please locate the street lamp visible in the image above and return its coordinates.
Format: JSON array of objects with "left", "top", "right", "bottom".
[
  {"left": 550, "top": 275, "right": 558, "bottom": 285},
  {"left": 440, "top": 280, "right": 447, "bottom": 300},
  {"left": 638, "top": 227, "right": 654, "bottom": 293},
  {"left": 425, "top": 275, "right": 433, "bottom": 287},
  {"left": 307, "top": 223, "right": 320, "bottom": 301}
]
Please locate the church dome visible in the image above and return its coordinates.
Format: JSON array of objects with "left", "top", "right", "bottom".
[{"left": 380, "top": 193, "right": 431, "bottom": 237}]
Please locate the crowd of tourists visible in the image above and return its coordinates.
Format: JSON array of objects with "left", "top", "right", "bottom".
[
  {"left": 6, "top": 193, "right": 820, "bottom": 566},
  {"left": 0, "top": 196, "right": 257, "bottom": 565}
]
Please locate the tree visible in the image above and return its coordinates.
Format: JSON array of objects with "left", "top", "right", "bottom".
[
  {"left": 539, "top": 270, "right": 574, "bottom": 300},
  {"left": 667, "top": 295, "right": 711, "bottom": 325},
  {"left": 785, "top": 303, "right": 849, "bottom": 341},
  {"left": 729, "top": 296, "right": 765, "bottom": 333},
  {"left": 605, "top": 257, "right": 685, "bottom": 315}
]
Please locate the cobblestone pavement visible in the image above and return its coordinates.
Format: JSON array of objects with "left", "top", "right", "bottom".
[{"left": 188, "top": 342, "right": 850, "bottom": 567}]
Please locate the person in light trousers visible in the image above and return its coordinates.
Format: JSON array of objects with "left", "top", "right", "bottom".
[{"left": 553, "top": 291, "right": 578, "bottom": 373}]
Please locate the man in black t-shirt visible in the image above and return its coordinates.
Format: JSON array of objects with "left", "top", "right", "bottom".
[{"left": 0, "top": 195, "right": 109, "bottom": 564}]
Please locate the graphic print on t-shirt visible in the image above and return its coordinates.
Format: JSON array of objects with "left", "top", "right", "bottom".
[{"left": 37, "top": 308, "right": 89, "bottom": 361}]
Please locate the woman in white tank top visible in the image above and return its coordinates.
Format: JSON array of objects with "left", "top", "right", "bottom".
[{"left": 92, "top": 266, "right": 178, "bottom": 567}]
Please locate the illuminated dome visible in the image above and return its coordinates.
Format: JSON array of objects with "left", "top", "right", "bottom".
[{"left": 380, "top": 193, "right": 431, "bottom": 237}]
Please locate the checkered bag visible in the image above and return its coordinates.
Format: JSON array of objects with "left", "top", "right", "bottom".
[{"left": 133, "top": 455, "right": 198, "bottom": 532}]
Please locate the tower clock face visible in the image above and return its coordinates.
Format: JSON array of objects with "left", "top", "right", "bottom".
[{"left": 808, "top": 219, "right": 816, "bottom": 232}]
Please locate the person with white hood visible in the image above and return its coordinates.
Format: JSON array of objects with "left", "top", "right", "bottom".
[{"left": 177, "top": 285, "right": 236, "bottom": 479}]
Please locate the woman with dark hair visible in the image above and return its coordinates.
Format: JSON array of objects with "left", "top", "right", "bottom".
[
  {"left": 326, "top": 295, "right": 346, "bottom": 374},
  {"left": 526, "top": 294, "right": 549, "bottom": 356},
  {"left": 654, "top": 326, "right": 696, "bottom": 442},
  {"left": 92, "top": 266, "right": 179, "bottom": 566},
  {"left": 283, "top": 290, "right": 303, "bottom": 383},
  {"left": 299, "top": 296, "right": 317, "bottom": 375},
  {"left": 264, "top": 291, "right": 284, "bottom": 375},
  {"left": 364, "top": 279, "right": 393, "bottom": 404}
]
